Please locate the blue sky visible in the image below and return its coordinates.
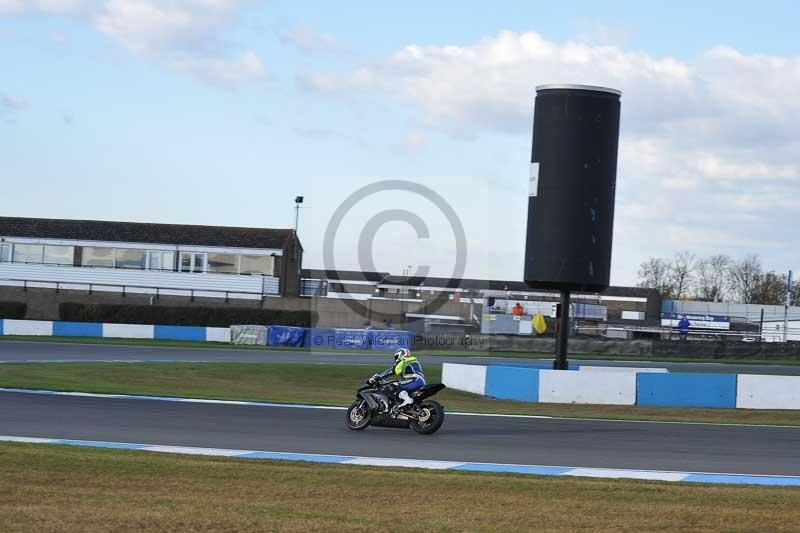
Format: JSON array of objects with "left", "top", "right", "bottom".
[{"left": 2, "top": 1, "right": 799, "bottom": 286}]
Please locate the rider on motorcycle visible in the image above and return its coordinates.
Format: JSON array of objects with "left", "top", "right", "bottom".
[{"left": 370, "top": 348, "right": 426, "bottom": 410}]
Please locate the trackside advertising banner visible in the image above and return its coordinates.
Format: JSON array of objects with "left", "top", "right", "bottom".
[{"left": 661, "top": 313, "right": 731, "bottom": 331}]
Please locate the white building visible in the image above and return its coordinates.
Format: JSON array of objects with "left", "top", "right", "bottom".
[{"left": 0, "top": 216, "right": 303, "bottom": 300}]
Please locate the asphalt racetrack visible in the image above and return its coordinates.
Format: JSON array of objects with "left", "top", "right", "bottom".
[
  {"left": 1, "top": 341, "right": 799, "bottom": 375},
  {"left": 2, "top": 390, "right": 799, "bottom": 476}
]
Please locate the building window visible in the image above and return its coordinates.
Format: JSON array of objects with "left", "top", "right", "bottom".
[
  {"left": 179, "top": 252, "right": 207, "bottom": 273},
  {"left": 43, "top": 245, "right": 74, "bottom": 265},
  {"left": 240, "top": 255, "right": 274, "bottom": 275},
  {"left": 0, "top": 243, "right": 11, "bottom": 262},
  {"left": 115, "top": 249, "right": 147, "bottom": 269},
  {"left": 207, "top": 253, "right": 238, "bottom": 274},
  {"left": 13, "top": 244, "right": 44, "bottom": 264},
  {"left": 82, "top": 247, "right": 114, "bottom": 268},
  {"left": 147, "top": 251, "right": 175, "bottom": 271}
]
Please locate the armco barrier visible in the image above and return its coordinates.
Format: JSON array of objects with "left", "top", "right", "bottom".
[
  {"left": 539, "top": 369, "right": 637, "bottom": 405},
  {"left": 2, "top": 319, "right": 53, "bottom": 336},
  {"left": 441, "top": 363, "right": 487, "bottom": 396},
  {"left": 737, "top": 374, "right": 800, "bottom": 410},
  {"left": 102, "top": 323, "right": 154, "bottom": 339},
  {"left": 637, "top": 373, "right": 737, "bottom": 408},
  {"left": 53, "top": 321, "right": 103, "bottom": 337},
  {"left": 485, "top": 366, "right": 539, "bottom": 402},
  {"left": 154, "top": 325, "right": 206, "bottom": 342}
]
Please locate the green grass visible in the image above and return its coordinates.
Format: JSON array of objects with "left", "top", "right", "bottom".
[
  {"left": 3, "top": 334, "right": 800, "bottom": 366},
  {"left": 2, "top": 441, "right": 799, "bottom": 532},
  {"left": 1, "top": 362, "right": 799, "bottom": 426}
]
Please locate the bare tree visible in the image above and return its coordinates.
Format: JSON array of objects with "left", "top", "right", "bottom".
[
  {"left": 755, "top": 271, "right": 788, "bottom": 305},
  {"left": 670, "top": 251, "right": 696, "bottom": 299},
  {"left": 730, "top": 254, "right": 763, "bottom": 304},
  {"left": 792, "top": 278, "right": 800, "bottom": 307},
  {"left": 694, "top": 254, "right": 733, "bottom": 302},
  {"left": 637, "top": 257, "right": 675, "bottom": 297}
]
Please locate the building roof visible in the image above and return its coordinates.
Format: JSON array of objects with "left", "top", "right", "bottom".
[
  {"left": 301, "top": 268, "right": 658, "bottom": 299},
  {"left": 301, "top": 268, "right": 391, "bottom": 283},
  {"left": 0, "top": 216, "right": 298, "bottom": 251}
]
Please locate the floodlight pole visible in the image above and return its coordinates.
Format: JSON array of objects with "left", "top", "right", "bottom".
[
  {"left": 554, "top": 289, "right": 571, "bottom": 370},
  {"left": 784, "top": 270, "right": 792, "bottom": 343},
  {"left": 294, "top": 196, "right": 304, "bottom": 233}
]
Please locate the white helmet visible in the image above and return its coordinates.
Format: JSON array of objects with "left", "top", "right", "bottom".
[{"left": 394, "top": 348, "right": 410, "bottom": 364}]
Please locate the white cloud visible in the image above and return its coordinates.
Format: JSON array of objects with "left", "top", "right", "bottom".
[
  {"left": 170, "top": 49, "right": 269, "bottom": 85},
  {"left": 404, "top": 130, "right": 426, "bottom": 151},
  {"left": 0, "top": 0, "right": 88, "bottom": 15},
  {"left": 1, "top": 0, "right": 268, "bottom": 87},
  {"left": 281, "top": 24, "right": 339, "bottom": 53},
  {"left": 1, "top": 93, "right": 28, "bottom": 110},
  {"left": 93, "top": 0, "right": 240, "bottom": 55},
  {"left": 304, "top": 31, "right": 800, "bottom": 283}
]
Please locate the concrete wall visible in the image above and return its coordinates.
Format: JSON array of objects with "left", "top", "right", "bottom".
[
  {"left": 636, "top": 373, "right": 737, "bottom": 409},
  {"left": 737, "top": 374, "right": 800, "bottom": 409},
  {"left": 441, "top": 363, "right": 486, "bottom": 396},
  {"left": 103, "top": 323, "right": 154, "bottom": 339},
  {"left": 579, "top": 366, "right": 668, "bottom": 374},
  {"left": 1, "top": 319, "right": 53, "bottom": 336},
  {"left": 443, "top": 363, "right": 800, "bottom": 410},
  {"left": 539, "top": 370, "right": 637, "bottom": 405},
  {"left": 0, "top": 318, "right": 226, "bottom": 343},
  {"left": 485, "top": 366, "right": 539, "bottom": 402}
]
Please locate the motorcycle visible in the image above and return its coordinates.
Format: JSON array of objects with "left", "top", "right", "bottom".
[{"left": 345, "top": 376, "right": 446, "bottom": 435}]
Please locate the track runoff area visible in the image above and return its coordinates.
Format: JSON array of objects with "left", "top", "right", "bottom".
[{"left": 2, "top": 384, "right": 800, "bottom": 487}]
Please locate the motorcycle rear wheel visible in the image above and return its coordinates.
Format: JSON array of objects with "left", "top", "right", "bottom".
[
  {"left": 409, "top": 400, "right": 444, "bottom": 435},
  {"left": 345, "top": 400, "right": 371, "bottom": 430}
]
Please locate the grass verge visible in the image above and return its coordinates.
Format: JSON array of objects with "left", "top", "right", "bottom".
[
  {"left": 3, "top": 334, "right": 800, "bottom": 366},
  {"left": 1, "top": 441, "right": 799, "bottom": 532},
  {"left": 1, "top": 362, "right": 799, "bottom": 426}
]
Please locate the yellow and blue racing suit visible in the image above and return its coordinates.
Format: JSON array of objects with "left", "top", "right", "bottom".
[{"left": 378, "top": 355, "right": 426, "bottom": 393}]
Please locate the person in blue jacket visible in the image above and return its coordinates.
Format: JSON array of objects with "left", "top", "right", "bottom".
[{"left": 678, "top": 315, "right": 691, "bottom": 341}]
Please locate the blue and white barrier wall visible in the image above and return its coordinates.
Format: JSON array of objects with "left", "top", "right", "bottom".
[
  {"left": 539, "top": 370, "right": 637, "bottom": 405},
  {"left": 636, "top": 372, "right": 737, "bottom": 409},
  {"left": 736, "top": 374, "right": 800, "bottom": 410},
  {"left": 0, "top": 319, "right": 231, "bottom": 343},
  {"left": 441, "top": 363, "right": 487, "bottom": 396},
  {"left": 442, "top": 363, "right": 800, "bottom": 410},
  {"left": 0, "top": 319, "right": 410, "bottom": 349}
]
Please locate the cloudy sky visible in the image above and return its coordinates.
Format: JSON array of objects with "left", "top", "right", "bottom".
[{"left": 2, "top": 0, "right": 799, "bottom": 286}]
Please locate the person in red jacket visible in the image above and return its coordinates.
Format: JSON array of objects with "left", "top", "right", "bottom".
[{"left": 511, "top": 302, "right": 525, "bottom": 316}]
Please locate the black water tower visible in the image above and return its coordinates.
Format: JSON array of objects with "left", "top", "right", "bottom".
[{"left": 524, "top": 84, "right": 622, "bottom": 369}]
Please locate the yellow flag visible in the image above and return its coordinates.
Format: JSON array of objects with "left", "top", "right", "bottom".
[{"left": 532, "top": 312, "right": 547, "bottom": 335}]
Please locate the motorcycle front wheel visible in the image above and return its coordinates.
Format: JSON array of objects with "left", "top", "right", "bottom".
[
  {"left": 409, "top": 400, "right": 444, "bottom": 435},
  {"left": 345, "top": 399, "right": 371, "bottom": 430}
]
